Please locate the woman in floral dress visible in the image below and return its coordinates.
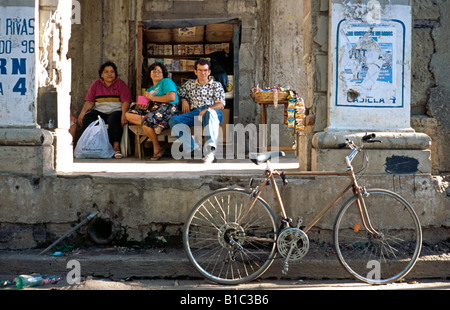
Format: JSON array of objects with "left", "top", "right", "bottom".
[{"left": 126, "top": 62, "right": 179, "bottom": 160}]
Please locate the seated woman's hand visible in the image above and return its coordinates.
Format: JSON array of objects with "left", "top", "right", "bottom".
[
  {"left": 145, "top": 90, "right": 157, "bottom": 101},
  {"left": 137, "top": 102, "right": 149, "bottom": 109}
]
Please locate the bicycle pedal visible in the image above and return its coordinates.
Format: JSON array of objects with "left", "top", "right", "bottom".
[{"left": 282, "top": 263, "right": 289, "bottom": 275}]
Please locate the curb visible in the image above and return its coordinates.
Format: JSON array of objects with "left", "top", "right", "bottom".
[{"left": 1, "top": 248, "right": 448, "bottom": 281}]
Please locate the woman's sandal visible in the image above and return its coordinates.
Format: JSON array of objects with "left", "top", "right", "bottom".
[
  {"left": 114, "top": 151, "right": 123, "bottom": 159},
  {"left": 150, "top": 148, "right": 165, "bottom": 161}
]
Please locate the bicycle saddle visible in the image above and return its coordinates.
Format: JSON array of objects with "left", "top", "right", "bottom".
[{"left": 249, "top": 151, "right": 285, "bottom": 165}]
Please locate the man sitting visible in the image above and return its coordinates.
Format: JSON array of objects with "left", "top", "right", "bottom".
[{"left": 169, "top": 59, "right": 225, "bottom": 164}]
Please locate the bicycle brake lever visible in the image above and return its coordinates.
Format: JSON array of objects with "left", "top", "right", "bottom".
[
  {"left": 248, "top": 178, "right": 254, "bottom": 189},
  {"left": 280, "top": 172, "right": 288, "bottom": 186},
  {"left": 338, "top": 138, "right": 351, "bottom": 149}
]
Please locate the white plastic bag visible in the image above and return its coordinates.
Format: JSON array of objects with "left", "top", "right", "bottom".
[{"left": 74, "top": 116, "right": 115, "bottom": 158}]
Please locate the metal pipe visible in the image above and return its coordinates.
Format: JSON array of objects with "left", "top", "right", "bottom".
[{"left": 39, "top": 211, "right": 99, "bottom": 255}]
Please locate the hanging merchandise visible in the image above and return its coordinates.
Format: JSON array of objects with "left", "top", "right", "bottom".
[
  {"left": 285, "top": 91, "right": 305, "bottom": 135},
  {"left": 251, "top": 86, "right": 306, "bottom": 133},
  {"left": 251, "top": 86, "right": 306, "bottom": 150},
  {"left": 272, "top": 86, "right": 279, "bottom": 109}
]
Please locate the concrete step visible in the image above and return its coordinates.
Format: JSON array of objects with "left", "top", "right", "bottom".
[{"left": 1, "top": 247, "right": 448, "bottom": 282}]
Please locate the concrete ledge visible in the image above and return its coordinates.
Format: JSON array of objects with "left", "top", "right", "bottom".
[
  {"left": 0, "top": 128, "right": 53, "bottom": 146},
  {"left": 312, "top": 131, "right": 431, "bottom": 149},
  {"left": 0, "top": 128, "right": 55, "bottom": 176},
  {"left": 311, "top": 148, "right": 431, "bottom": 173}
]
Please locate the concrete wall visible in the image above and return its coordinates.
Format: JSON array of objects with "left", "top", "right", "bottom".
[{"left": 0, "top": 172, "right": 448, "bottom": 249}]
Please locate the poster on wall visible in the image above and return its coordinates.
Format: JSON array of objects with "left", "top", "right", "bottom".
[
  {"left": 328, "top": 0, "right": 412, "bottom": 131},
  {"left": 0, "top": 3, "right": 36, "bottom": 127},
  {"left": 336, "top": 20, "right": 403, "bottom": 108}
]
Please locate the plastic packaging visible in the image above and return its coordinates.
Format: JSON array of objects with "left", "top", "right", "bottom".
[
  {"left": 273, "top": 87, "right": 279, "bottom": 109},
  {"left": 15, "top": 274, "right": 61, "bottom": 289},
  {"left": 1, "top": 279, "right": 15, "bottom": 287},
  {"left": 137, "top": 95, "right": 150, "bottom": 108}
]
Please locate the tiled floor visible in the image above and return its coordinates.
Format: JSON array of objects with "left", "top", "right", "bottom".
[{"left": 71, "top": 151, "right": 299, "bottom": 174}]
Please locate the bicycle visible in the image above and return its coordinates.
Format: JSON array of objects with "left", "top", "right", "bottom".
[{"left": 183, "top": 133, "right": 422, "bottom": 285}]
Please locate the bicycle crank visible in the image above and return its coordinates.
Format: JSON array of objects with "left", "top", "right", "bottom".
[
  {"left": 277, "top": 228, "right": 309, "bottom": 261},
  {"left": 277, "top": 228, "right": 309, "bottom": 274}
]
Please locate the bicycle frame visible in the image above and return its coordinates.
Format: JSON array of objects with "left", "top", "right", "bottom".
[{"left": 183, "top": 133, "right": 421, "bottom": 285}]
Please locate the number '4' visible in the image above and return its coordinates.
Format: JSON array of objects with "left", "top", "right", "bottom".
[{"left": 13, "top": 78, "right": 27, "bottom": 95}]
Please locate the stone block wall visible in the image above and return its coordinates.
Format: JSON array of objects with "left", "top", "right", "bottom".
[
  {"left": 302, "top": 0, "right": 449, "bottom": 174},
  {"left": 411, "top": 0, "right": 450, "bottom": 173}
]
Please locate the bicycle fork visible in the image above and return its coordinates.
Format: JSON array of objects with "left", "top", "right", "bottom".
[
  {"left": 347, "top": 148, "right": 382, "bottom": 238},
  {"left": 354, "top": 187, "right": 382, "bottom": 237}
]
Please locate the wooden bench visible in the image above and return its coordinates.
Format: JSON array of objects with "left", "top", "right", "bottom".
[{"left": 128, "top": 125, "right": 172, "bottom": 159}]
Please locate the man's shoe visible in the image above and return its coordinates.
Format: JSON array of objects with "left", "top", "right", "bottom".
[{"left": 202, "top": 152, "right": 217, "bottom": 164}]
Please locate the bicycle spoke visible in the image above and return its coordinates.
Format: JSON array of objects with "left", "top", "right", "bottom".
[
  {"left": 184, "top": 189, "right": 278, "bottom": 285},
  {"left": 334, "top": 189, "right": 422, "bottom": 284}
]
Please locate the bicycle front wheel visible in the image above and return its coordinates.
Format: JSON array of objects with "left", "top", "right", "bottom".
[
  {"left": 183, "top": 188, "right": 278, "bottom": 285},
  {"left": 333, "top": 188, "right": 422, "bottom": 284}
]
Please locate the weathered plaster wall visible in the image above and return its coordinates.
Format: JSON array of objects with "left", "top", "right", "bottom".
[
  {"left": 411, "top": 0, "right": 450, "bottom": 173},
  {"left": 0, "top": 172, "right": 447, "bottom": 249},
  {"left": 69, "top": 0, "right": 110, "bottom": 123}
]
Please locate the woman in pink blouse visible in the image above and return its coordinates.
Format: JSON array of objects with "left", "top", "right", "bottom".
[{"left": 78, "top": 61, "right": 132, "bottom": 158}]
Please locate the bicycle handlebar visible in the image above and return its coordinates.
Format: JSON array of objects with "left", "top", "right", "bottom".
[
  {"left": 342, "top": 133, "right": 381, "bottom": 170},
  {"left": 362, "top": 133, "right": 375, "bottom": 141},
  {"left": 338, "top": 133, "right": 381, "bottom": 149},
  {"left": 362, "top": 133, "right": 381, "bottom": 143}
]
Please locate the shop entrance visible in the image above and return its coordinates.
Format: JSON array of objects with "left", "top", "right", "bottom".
[{"left": 134, "top": 18, "right": 241, "bottom": 159}]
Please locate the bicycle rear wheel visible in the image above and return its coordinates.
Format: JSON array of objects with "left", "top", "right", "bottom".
[
  {"left": 183, "top": 188, "right": 278, "bottom": 285},
  {"left": 333, "top": 188, "right": 422, "bottom": 284}
]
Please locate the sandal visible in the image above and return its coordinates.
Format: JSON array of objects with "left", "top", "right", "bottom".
[
  {"left": 150, "top": 148, "right": 165, "bottom": 161},
  {"left": 114, "top": 151, "right": 123, "bottom": 159}
]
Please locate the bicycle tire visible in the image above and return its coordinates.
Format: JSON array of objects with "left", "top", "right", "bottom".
[
  {"left": 333, "top": 188, "right": 422, "bottom": 284},
  {"left": 183, "top": 188, "right": 278, "bottom": 285}
]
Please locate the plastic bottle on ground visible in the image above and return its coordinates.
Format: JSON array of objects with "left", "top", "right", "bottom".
[{"left": 15, "top": 274, "right": 61, "bottom": 289}]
